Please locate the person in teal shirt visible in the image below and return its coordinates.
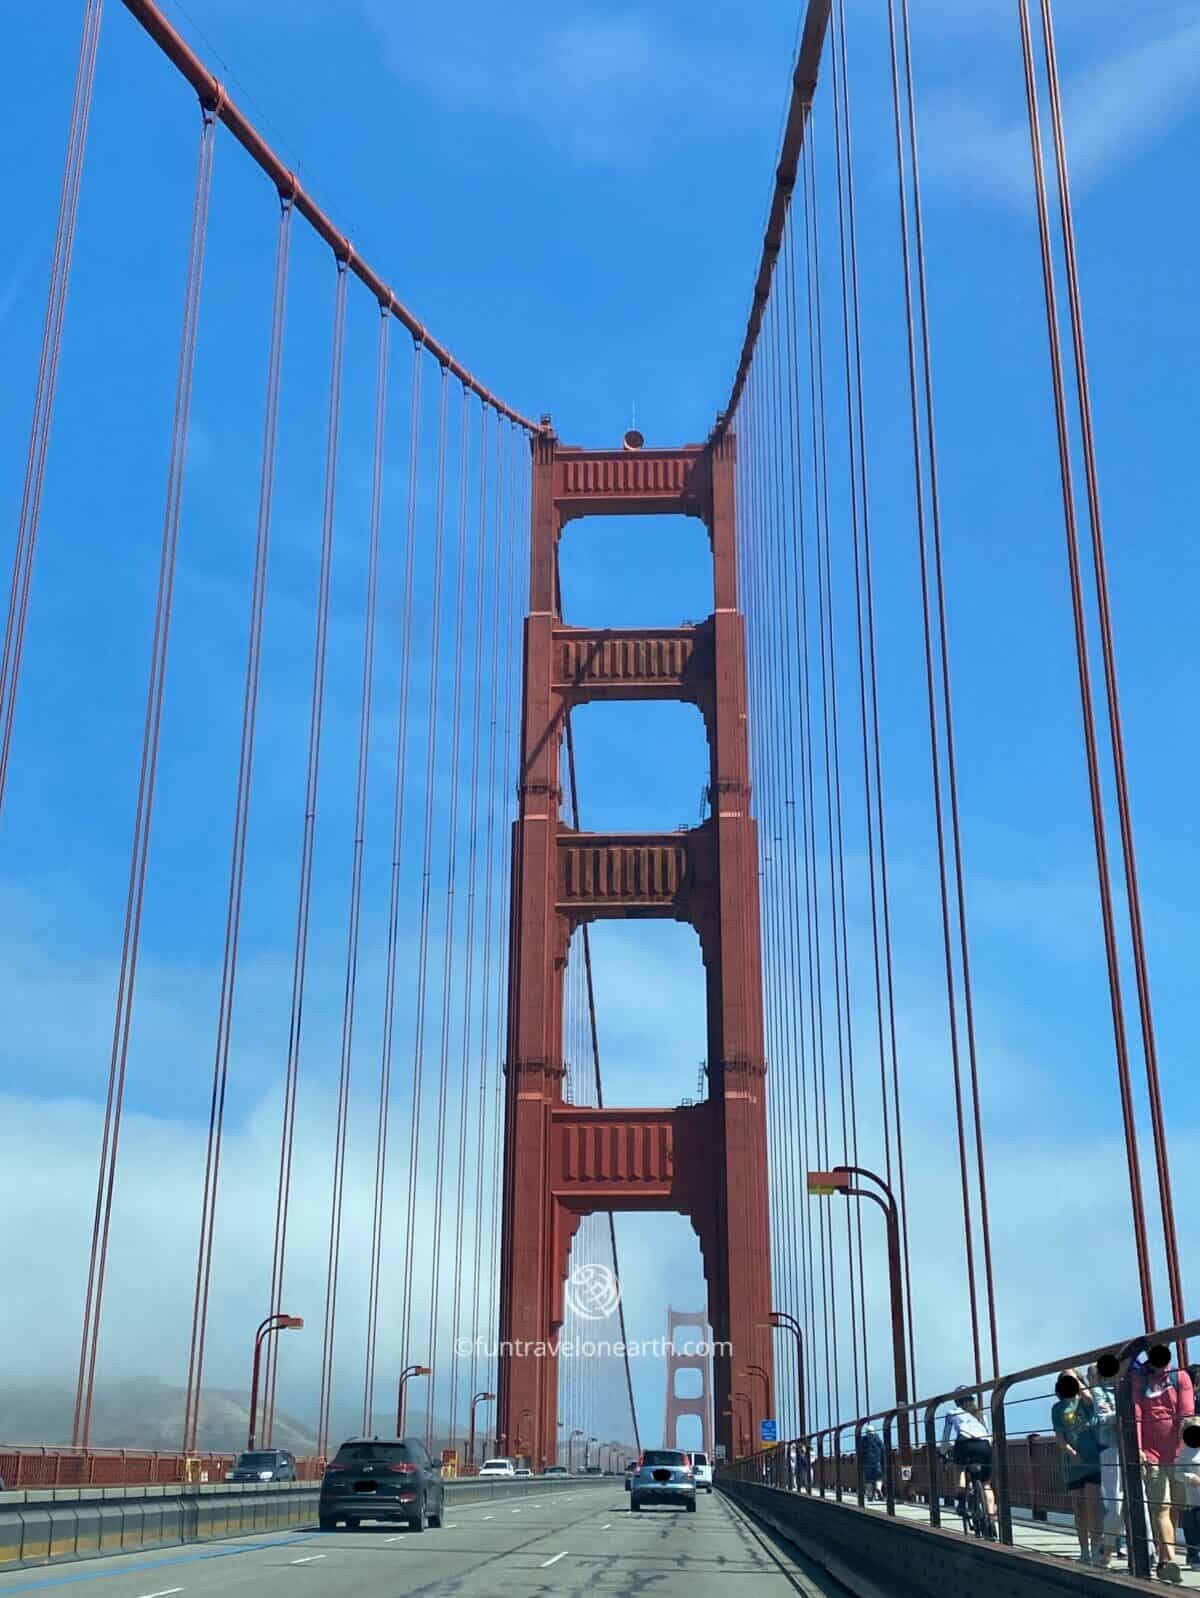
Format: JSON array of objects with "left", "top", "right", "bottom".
[{"left": 1052, "top": 1370, "right": 1104, "bottom": 1564}]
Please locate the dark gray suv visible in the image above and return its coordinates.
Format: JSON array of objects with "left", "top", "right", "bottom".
[
  {"left": 226, "top": 1449, "right": 296, "bottom": 1482},
  {"left": 319, "top": 1438, "right": 445, "bottom": 1532}
]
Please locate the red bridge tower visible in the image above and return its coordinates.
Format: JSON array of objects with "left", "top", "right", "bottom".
[{"left": 497, "top": 431, "right": 773, "bottom": 1467}]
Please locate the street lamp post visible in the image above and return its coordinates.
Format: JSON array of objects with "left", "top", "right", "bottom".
[
  {"left": 248, "top": 1314, "right": 303, "bottom": 1451},
  {"left": 757, "top": 1311, "right": 806, "bottom": 1436},
  {"left": 467, "top": 1390, "right": 494, "bottom": 1472},
  {"left": 396, "top": 1364, "right": 430, "bottom": 1437},
  {"left": 734, "top": 1391, "right": 753, "bottom": 1454},
  {"left": 738, "top": 1361, "right": 773, "bottom": 1450},
  {"left": 808, "top": 1165, "right": 911, "bottom": 1454},
  {"left": 721, "top": 1404, "right": 747, "bottom": 1459},
  {"left": 569, "top": 1428, "right": 584, "bottom": 1474}
]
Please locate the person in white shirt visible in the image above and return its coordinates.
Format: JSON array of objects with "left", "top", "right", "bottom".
[{"left": 941, "top": 1392, "right": 996, "bottom": 1534}]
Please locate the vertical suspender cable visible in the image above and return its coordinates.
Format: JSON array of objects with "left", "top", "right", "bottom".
[
  {"left": 73, "top": 96, "right": 217, "bottom": 1449},
  {"left": 781, "top": 222, "right": 822, "bottom": 1432},
  {"left": 448, "top": 403, "right": 490, "bottom": 1452},
  {"left": 1015, "top": 0, "right": 1158, "bottom": 1329},
  {"left": 883, "top": 0, "right": 985, "bottom": 1385},
  {"left": 398, "top": 365, "right": 451, "bottom": 1422},
  {"left": 799, "top": 148, "right": 841, "bottom": 1429},
  {"left": 425, "top": 387, "right": 474, "bottom": 1451},
  {"left": 831, "top": 0, "right": 917, "bottom": 1395},
  {"left": 468, "top": 410, "right": 504, "bottom": 1420},
  {"left": 262, "top": 252, "right": 349, "bottom": 1446},
  {"left": 560, "top": 673, "right": 641, "bottom": 1450},
  {"left": 182, "top": 193, "right": 293, "bottom": 1454},
  {"left": 895, "top": 0, "right": 999, "bottom": 1377},
  {"left": 1040, "top": 0, "right": 1182, "bottom": 1335},
  {"left": 316, "top": 301, "right": 389, "bottom": 1458},
  {"left": 363, "top": 342, "right": 424, "bottom": 1431},
  {"left": 0, "top": 0, "right": 104, "bottom": 821},
  {"left": 805, "top": 129, "right": 865, "bottom": 1419},
  {"left": 488, "top": 425, "right": 521, "bottom": 1401}
]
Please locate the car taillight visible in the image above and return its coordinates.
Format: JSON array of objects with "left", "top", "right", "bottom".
[{"left": 387, "top": 1462, "right": 418, "bottom": 1474}]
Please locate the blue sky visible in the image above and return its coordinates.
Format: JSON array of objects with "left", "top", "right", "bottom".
[{"left": 0, "top": 0, "right": 1198, "bottom": 1454}]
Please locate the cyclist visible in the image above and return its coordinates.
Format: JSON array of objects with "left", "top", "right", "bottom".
[{"left": 941, "top": 1391, "right": 997, "bottom": 1538}]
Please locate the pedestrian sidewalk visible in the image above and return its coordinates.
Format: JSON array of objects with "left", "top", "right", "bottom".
[{"left": 859, "top": 1497, "right": 1200, "bottom": 1587}]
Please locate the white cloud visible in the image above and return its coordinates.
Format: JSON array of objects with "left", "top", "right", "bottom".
[
  {"left": 919, "top": 12, "right": 1200, "bottom": 202},
  {"left": 362, "top": 4, "right": 775, "bottom": 166}
]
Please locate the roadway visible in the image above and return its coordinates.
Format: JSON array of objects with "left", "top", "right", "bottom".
[{"left": 0, "top": 1483, "right": 850, "bottom": 1596}]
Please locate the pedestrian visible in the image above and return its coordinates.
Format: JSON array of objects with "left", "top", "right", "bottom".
[
  {"left": 857, "top": 1424, "right": 884, "bottom": 1503},
  {"left": 1133, "top": 1344, "right": 1195, "bottom": 1584},
  {"left": 1176, "top": 1415, "right": 1200, "bottom": 1572},
  {"left": 1051, "top": 1369, "right": 1104, "bottom": 1565}
]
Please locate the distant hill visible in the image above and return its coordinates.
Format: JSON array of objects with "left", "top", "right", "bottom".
[{"left": 0, "top": 1378, "right": 483, "bottom": 1457}]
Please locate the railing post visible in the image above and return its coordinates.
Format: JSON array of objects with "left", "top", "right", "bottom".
[
  {"left": 991, "top": 1374, "right": 1016, "bottom": 1545},
  {"left": 835, "top": 1426, "right": 844, "bottom": 1503},
  {"left": 854, "top": 1419, "right": 866, "bottom": 1508},
  {"left": 1117, "top": 1337, "right": 1153, "bottom": 1580},
  {"left": 925, "top": 1400, "right": 942, "bottom": 1527},
  {"left": 883, "top": 1410, "right": 898, "bottom": 1517}
]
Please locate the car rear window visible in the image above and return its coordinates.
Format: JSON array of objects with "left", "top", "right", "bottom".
[
  {"left": 641, "top": 1450, "right": 687, "bottom": 1467},
  {"left": 236, "top": 1452, "right": 279, "bottom": 1468},
  {"left": 332, "top": 1442, "right": 415, "bottom": 1463},
  {"left": 692, "top": 1453, "right": 709, "bottom": 1466}
]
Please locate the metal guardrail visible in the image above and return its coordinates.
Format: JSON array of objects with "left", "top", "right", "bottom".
[{"left": 721, "top": 1315, "right": 1200, "bottom": 1581}]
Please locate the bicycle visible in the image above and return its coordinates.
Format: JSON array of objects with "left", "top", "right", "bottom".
[{"left": 959, "top": 1462, "right": 997, "bottom": 1541}]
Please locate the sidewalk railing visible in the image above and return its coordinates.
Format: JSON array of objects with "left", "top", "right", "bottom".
[{"left": 720, "top": 1315, "right": 1200, "bottom": 1581}]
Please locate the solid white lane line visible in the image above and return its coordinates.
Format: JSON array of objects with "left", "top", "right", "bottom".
[
  {"left": 137, "top": 1589, "right": 184, "bottom": 1597},
  {"left": 291, "top": 1553, "right": 326, "bottom": 1564}
]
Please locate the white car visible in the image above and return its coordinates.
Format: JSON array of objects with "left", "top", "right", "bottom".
[
  {"left": 479, "top": 1457, "right": 517, "bottom": 1478},
  {"left": 514, "top": 1466, "right": 532, "bottom": 1478},
  {"left": 690, "top": 1451, "right": 714, "bottom": 1492}
]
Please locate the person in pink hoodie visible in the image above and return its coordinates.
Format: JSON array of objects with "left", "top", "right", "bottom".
[{"left": 1134, "top": 1345, "right": 1195, "bottom": 1583}]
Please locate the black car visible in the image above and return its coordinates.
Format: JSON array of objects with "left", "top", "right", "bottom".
[
  {"left": 319, "top": 1437, "right": 445, "bottom": 1532},
  {"left": 226, "top": 1449, "right": 296, "bottom": 1482}
]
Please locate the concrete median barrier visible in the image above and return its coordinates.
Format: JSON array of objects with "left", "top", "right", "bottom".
[
  {"left": 0, "top": 1468, "right": 610, "bottom": 1572},
  {"left": 0, "top": 1481, "right": 320, "bottom": 1573}
]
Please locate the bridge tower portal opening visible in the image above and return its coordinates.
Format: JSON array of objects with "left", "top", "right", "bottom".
[{"left": 497, "top": 431, "right": 773, "bottom": 1469}]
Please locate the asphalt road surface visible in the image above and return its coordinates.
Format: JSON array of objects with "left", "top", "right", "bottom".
[{"left": 0, "top": 1484, "right": 851, "bottom": 1597}]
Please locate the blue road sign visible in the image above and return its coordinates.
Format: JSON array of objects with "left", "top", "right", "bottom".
[{"left": 760, "top": 1418, "right": 778, "bottom": 1442}]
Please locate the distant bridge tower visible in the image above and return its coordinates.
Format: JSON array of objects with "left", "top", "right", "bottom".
[
  {"left": 663, "top": 1307, "right": 714, "bottom": 1456},
  {"left": 496, "top": 428, "right": 773, "bottom": 1468}
]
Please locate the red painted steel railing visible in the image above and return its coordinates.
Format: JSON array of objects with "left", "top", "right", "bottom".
[
  {"left": 0, "top": 1447, "right": 324, "bottom": 1489},
  {"left": 720, "top": 1315, "right": 1200, "bottom": 1582}
]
